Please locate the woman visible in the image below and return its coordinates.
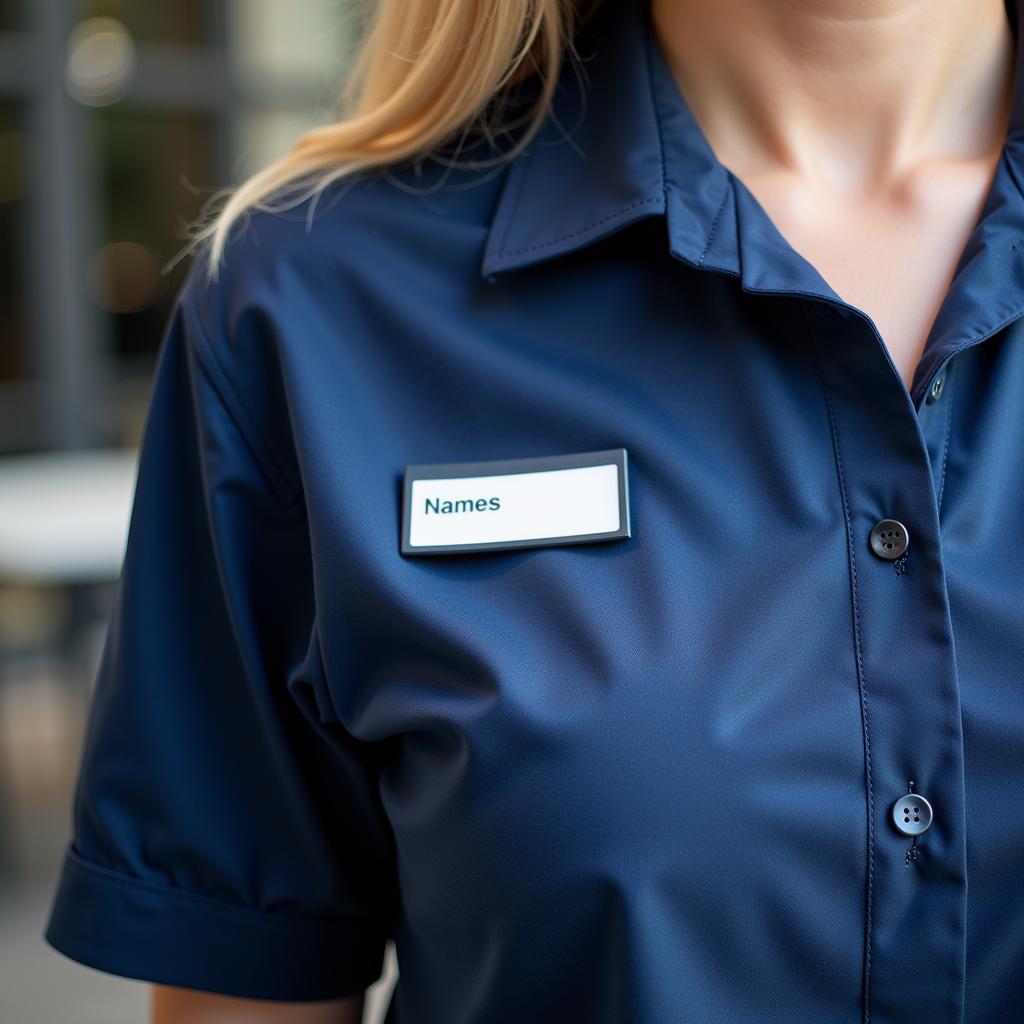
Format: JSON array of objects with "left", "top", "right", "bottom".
[{"left": 44, "top": 0, "right": 1024, "bottom": 1021}]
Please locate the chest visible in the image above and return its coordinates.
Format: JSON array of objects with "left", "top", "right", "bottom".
[{"left": 285, "top": 247, "right": 1024, "bottom": 1020}]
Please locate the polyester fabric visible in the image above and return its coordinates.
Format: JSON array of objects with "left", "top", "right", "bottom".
[{"left": 45, "top": 1, "right": 1024, "bottom": 1021}]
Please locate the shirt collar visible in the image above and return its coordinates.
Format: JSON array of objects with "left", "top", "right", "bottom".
[
  {"left": 481, "top": 0, "right": 1024, "bottom": 289},
  {"left": 481, "top": 0, "right": 674, "bottom": 280}
]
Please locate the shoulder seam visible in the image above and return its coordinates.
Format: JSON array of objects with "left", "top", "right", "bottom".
[{"left": 180, "top": 288, "right": 303, "bottom": 510}]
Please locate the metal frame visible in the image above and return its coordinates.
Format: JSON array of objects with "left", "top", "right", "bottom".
[{"left": 0, "top": 0, "right": 325, "bottom": 452}]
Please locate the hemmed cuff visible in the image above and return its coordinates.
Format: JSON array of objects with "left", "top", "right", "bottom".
[{"left": 43, "top": 843, "right": 389, "bottom": 1003}]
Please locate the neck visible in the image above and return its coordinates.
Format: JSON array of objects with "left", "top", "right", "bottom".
[{"left": 651, "top": 0, "right": 1017, "bottom": 195}]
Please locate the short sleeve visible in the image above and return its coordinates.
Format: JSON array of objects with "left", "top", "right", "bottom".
[{"left": 43, "top": 266, "right": 399, "bottom": 1002}]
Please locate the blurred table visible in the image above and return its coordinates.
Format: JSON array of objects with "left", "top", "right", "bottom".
[
  {"left": 0, "top": 449, "right": 137, "bottom": 583},
  {"left": 0, "top": 449, "right": 138, "bottom": 876}
]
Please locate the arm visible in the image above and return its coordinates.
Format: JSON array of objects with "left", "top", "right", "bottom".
[
  {"left": 43, "top": 279, "right": 397, "bottom": 1004},
  {"left": 151, "top": 985, "right": 365, "bottom": 1023}
]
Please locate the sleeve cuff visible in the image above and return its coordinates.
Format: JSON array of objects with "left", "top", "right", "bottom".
[{"left": 43, "top": 843, "right": 389, "bottom": 1002}]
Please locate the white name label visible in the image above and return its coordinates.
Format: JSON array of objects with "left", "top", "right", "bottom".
[{"left": 401, "top": 448, "right": 630, "bottom": 555}]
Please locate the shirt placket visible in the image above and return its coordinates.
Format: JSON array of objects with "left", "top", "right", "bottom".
[{"left": 806, "top": 298, "right": 968, "bottom": 1024}]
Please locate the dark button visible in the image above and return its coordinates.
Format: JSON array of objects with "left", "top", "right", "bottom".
[
  {"left": 869, "top": 518, "right": 909, "bottom": 559},
  {"left": 926, "top": 372, "right": 945, "bottom": 403},
  {"left": 892, "top": 793, "right": 933, "bottom": 836}
]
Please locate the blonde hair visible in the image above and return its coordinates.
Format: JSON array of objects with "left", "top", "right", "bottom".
[{"left": 182, "top": 0, "right": 594, "bottom": 283}]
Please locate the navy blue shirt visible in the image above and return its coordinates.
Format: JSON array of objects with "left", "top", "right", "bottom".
[{"left": 45, "top": 0, "right": 1024, "bottom": 1020}]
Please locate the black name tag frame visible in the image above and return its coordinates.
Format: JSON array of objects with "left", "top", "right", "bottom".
[{"left": 400, "top": 447, "right": 631, "bottom": 556}]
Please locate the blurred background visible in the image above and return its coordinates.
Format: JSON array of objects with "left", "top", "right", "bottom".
[{"left": 0, "top": 1, "right": 397, "bottom": 1020}]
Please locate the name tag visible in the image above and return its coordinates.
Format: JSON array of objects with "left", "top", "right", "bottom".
[{"left": 401, "top": 448, "right": 631, "bottom": 555}]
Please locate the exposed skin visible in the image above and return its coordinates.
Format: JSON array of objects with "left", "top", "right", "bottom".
[
  {"left": 651, "top": 0, "right": 1016, "bottom": 393},
  {"left": 150, "top": 1, "right": 1016, "bottom": 1020},
  {"left": 150, "top": 986, "right": 365, "bottom": 1023}
]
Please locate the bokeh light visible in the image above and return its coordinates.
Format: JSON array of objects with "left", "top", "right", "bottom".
[
  {"left": 64, "top": 17, "right": 136, "bottom": 106},
  {"left": 85, "top": 241, "right": 161, "bottom": 314}
]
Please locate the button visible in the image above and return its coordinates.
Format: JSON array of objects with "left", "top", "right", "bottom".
[
  {"left": 926, "top": 372, "right": 945, "bottom": 403},
  {"left": 892, "top": 793, "right": 933, "bottom": 836},
  {"left": 869, "top": 518, "right": 909, "bottom": 559}
]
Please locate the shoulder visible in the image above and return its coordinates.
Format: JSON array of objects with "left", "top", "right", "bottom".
[
  {"left": 182, "top": 156, "right": 512, "bottom": 348},
  {"left": 170, "top": 153, "right": 515, "bottom": 505}
]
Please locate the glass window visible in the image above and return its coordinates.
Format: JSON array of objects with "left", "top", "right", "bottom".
[
  {"left": 228, "top": 0, "right": 350, "bottom": 83},
  {"left": 227, "top": 0, "right": 362, "bottom": 181},
  {"left": 0, "top": 103, "right": 29, "bottom": 384},
  {"left": 76, "top": 0, "right": 215, "bottom": 47},
  {"left": 90, "top": 107, "right": 219, "bottom": 364},
  {"left": 0, "top": 0, "right": 23, "bottom": 31}
]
